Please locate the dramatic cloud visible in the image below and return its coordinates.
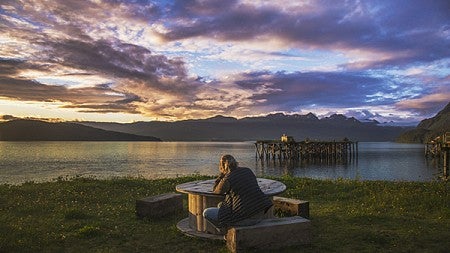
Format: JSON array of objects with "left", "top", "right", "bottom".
[
  {"left": 160, "top": 0, "right": 450, "bottom": 68},
  {"left": 0, "top": 0, "right": 449, "bottom": 124}
]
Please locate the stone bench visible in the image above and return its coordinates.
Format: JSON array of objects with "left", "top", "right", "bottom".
[
  {"left": 226, "top": 216, "right": 311, "bottom": 252},
  {"left": 273, "top": 196, "right": 310, "bottom": 219},
  {"left": 136, "top": 193, "right": 183, "bottom": 219}
]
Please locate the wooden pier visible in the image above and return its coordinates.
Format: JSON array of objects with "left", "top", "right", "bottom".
[
  {"left": 425, "top": 132, "right": 450, "bottom": 179},
  {"left": 255, "top": 135, "right": 357, "bottom": 164}
]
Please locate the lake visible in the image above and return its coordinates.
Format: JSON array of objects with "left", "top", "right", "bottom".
[{"left": 0, "top": 141, "right": 443, "bottom": 184}]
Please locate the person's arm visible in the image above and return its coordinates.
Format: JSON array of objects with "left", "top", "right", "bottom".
[
  {"left": 213, "top": 174, "right": 230, "bottom": 194},
  {"left": 213, "top": 173, "right": 224, "bottom": 188},
  {"left": 214, "top": 173, "right": 225, "bottom": 188}
]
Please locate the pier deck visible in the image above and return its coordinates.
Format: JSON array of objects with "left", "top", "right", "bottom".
[{"left": 255, "top": 136, "right": 357, "bottom": 163}]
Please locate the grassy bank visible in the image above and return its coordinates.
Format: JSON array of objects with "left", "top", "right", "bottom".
[{"left": 0, "top": 176, "right": 448, "bottom": 252}]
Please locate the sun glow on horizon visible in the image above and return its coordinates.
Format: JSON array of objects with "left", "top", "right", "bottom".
[{"left": 0, "top": 98, "right": 151, "bottom": 123}]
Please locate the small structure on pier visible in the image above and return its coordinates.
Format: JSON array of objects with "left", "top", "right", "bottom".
[
  {"left": 255, "top": 135, "right": 357, "bottom": 163},
  {"left": 425, "top": 132, "right": 450, "bottom": 178},
  {"left": 281, "top": 134, "right": 295, "bottom": 143}
]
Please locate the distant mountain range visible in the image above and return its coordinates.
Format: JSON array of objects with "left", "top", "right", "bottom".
[
  {"left": 397, "top": 102, "right": 450, "bottom": 143},
  {"left": 0, "top": 120, "right": 161, "bottom": 141},
  {"left": 80, "top": 113, "right": 411, "bottom": 142}
]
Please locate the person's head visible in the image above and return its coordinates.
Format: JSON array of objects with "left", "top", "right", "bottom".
[{"left": 219, "top": 154, "right": 238, "bottom": 174}]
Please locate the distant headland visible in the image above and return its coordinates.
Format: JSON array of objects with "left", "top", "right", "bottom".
[
  {"left": 397, "top": 102, "right": 450, "bottom": 143},
  {"left": 0, "top": 120, "right": 161, "bottom": 141}
]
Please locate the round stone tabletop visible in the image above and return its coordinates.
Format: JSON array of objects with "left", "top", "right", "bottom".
[{"left": 176, "top": 178, "right": 286, "bottom": 197}]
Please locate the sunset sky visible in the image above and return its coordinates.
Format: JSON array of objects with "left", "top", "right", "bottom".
[{"left": 1, "top": 0, "right": 449, "bottom": 124}]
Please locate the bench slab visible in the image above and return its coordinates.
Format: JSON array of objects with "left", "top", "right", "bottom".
[
  {"left": 226, "top": 216, "right": 311, "bottom": 252},
  {"left": 273, "top": 196, "right": 310, "bottom": 218},
  {"left": 136, "top": 193, "right": 183, "bottom": 219}
]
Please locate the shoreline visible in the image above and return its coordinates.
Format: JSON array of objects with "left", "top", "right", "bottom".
[{"left": 0, "top": 172, "right": 445, "bottom": 186}]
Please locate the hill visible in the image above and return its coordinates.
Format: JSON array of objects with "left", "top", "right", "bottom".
[
  {"left": 81, "top": 113, "right": 410, "bottom": 142},
  {"left": 0, "top": 120, "right": 161, "bottom": 141},
  {"left": 397, "top": 102, "right": 450, "bottom": 143}
]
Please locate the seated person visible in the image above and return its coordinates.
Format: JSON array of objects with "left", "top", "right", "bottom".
[{"left": 203, "top": 155, "right": 273, "bottom": 233}]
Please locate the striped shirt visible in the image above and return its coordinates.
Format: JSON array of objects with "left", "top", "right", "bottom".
[{"left": 214, "top": 167, "right": 273, "bottom": 226}]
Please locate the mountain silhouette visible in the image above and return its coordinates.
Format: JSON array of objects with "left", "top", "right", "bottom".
[
  {"left": 397, "top": 102, "right": 450, "bottom": 143},
  {"left": 0, "top": 120, "right": 161, "bottom": 141},
  {"left": 81, "top": 113, "right": 410, "bottom": 141}
]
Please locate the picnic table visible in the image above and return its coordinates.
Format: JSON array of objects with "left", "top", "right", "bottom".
[{"left": 176, "top": 178, "right": 286, "bottom": 239}]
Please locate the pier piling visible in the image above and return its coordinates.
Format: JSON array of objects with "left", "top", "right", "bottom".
[{"left": 425, "top": 132, "right": 450, "bottom": 179}]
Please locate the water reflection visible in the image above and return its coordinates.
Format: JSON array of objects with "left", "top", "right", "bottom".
[
  {"left": 425, "top": 155, "right": 449, "bottom": 180},
  {"left": 252, "top": 142, "right": 441, "bottom": 181}
]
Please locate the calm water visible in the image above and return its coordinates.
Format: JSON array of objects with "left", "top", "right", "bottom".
[{"left": 0, "top": 141, "right": 442, "bottom": 184}]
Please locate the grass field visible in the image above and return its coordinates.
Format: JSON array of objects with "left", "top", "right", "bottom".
[{"left": 0, "top": 176, "right": 448, "bottom": 252}]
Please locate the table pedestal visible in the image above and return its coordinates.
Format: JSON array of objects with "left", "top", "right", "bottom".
[
  {"left": 187, "top": 193, "right": 275, "bottom": 235},
  {"left": 188, "top": 193, "right": 224, "bottom": 234}
]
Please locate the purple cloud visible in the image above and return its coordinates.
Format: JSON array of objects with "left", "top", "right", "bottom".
[
  {"left": 234, "top": 71, "right": 394, "bottom": 109},
  {"left": 158, "top": 0, "right": 450, "bottom": 69}
]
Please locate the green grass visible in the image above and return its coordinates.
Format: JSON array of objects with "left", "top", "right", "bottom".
[{"left": 0, "top": 176, "right": 448, "bottom": 252}]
